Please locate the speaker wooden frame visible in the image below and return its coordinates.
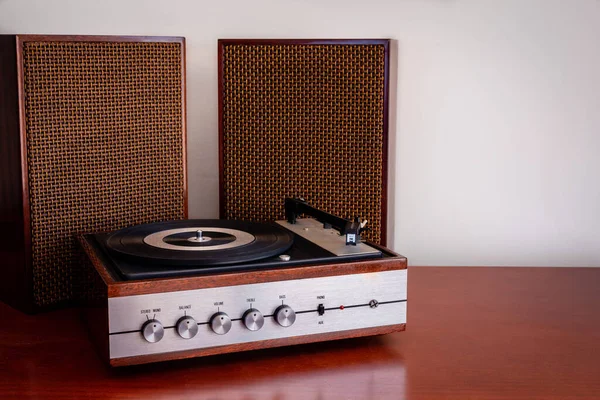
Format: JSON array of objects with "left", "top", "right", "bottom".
[
  {"left": 0, "top": 35, "right": 188, "bottom": 313},
  {"left": 218, "top": 39, "right": 391, "bottom": 245}
]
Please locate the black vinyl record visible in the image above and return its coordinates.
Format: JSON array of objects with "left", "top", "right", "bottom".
[{"left": 105, "top": 220, "right": 294, "bottom": 266}]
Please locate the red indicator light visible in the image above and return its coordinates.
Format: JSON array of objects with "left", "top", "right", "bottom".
[{"left": 340, "top": 305, "right": 344, "bottom": 310}]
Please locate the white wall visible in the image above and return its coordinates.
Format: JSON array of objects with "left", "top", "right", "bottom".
[{"left": 1, "top": 0, "right": 599, "bottom": 267}]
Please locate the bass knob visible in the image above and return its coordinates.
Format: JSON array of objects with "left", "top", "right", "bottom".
[{"left": 274, "top": 305, "right": 296, "bottom": 327}]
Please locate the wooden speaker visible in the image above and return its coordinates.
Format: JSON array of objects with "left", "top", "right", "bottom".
[
  {"left": 218, "top": 39, "right": 390, "bottom": 245},
  {"left": 0, "top": 35, "right": 188, "bottom": 313}
]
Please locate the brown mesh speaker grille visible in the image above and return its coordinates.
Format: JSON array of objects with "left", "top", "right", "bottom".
[
  {"left": 220, "top": 40, "right": 388, "bottom": 244},
  {"left": 22, "top": 40, "right": 186, "bottom": 307}
]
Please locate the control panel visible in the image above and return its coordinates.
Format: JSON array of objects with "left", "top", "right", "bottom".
[{"left": 107, "top": 270, "right": 407, "bottom": 359}]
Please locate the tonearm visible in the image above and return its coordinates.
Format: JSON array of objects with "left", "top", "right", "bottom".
[{"left": 284, "top": 198, "right": 368, "bottom": 245}]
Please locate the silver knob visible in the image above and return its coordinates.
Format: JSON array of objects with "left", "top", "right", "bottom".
[
  {"left": 176, "top": 316, "right": 199, "bottom": 339},
  {"left": 243, "top": 308, "right": 264, "bottom": 331},
  {"left": 274, "top": 305, "right": 296, "bottom": 327},
  {"left": 141, "top": 319, "right": 164, "bottom": 343},
  {"left": 210, "top": 312, "right": 232, "bottom": 335}
]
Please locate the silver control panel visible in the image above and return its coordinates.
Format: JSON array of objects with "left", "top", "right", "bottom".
[{"left": 108, "top": 269, "right": 407, "bottom": 359}]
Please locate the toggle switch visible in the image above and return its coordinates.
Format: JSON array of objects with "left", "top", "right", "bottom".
[{"left": 317, "top": 303, "right": 325, "bottom": 316}]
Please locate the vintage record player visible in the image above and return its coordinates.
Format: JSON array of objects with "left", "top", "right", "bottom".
[{"left": 79, "top": 198, "right": 407, "bottom": 366}]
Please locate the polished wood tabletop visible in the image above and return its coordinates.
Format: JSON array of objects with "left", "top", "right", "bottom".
[{"left": 1, "top": 267, "right": 599, "bottom": 399}]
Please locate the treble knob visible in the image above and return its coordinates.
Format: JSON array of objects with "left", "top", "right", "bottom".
[
  {"left": 243, "top": 308, "right": 264, "bottom": 331},
  {"left": 210, "top": 312, "right": 232, "bottom": 335},
  {"left": 274, "top": 305, "right": 296, "bottom": 327},
  {"left": 141, "top": 319, "right": 164, "bottom": 343}
]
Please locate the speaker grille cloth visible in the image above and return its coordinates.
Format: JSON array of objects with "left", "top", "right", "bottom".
[
  {"left": 221, "top": 43, "right": 386, "bottom": 243},
  {"left": 22, "top": 41, "right": 186, "bottom": 307}
]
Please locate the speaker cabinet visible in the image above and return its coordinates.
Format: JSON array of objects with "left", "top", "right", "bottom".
[
  {"left": 218, "top": 39, "right": 390, "bottom": 245},
  {"left": 0, "top": 35, "right": 187, "bottom": 313}
]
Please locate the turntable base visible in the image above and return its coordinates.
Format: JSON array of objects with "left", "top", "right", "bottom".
[{"left": 79, "top": 217, "right": 407, "bottom": 366}]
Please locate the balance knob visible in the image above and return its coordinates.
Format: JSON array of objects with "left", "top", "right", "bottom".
[
  {"left": 210, "top": 312, "right": 232, "bottom": 335},
  {"left": 141, "top": 319, "right": 164, "bottom": 343},
  {"left": 243, "top": 308, "right": 264, "bottom": 331},
  {"left": 176, "top": 316, "right": 199, "bottom": 339},
  {"left": 274, "top": 305, "right": 296, "bottom": 327}
]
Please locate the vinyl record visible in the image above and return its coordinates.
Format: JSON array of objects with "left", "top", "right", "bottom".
[{"left": 105, "top": 220, "right": 294, "bottom": 266}]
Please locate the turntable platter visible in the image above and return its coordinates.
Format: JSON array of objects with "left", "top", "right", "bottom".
[{"left": 105, "top": 219, "right": 294, "bottom": 266}]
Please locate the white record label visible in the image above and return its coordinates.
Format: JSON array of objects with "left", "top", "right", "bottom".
[{"left": 143, "top": 228, "right": 255, "bottom": 251}]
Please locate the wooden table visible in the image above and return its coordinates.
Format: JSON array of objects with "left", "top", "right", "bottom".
[{"left": 1, "top": 267, "right": 599, "bottom": 399}]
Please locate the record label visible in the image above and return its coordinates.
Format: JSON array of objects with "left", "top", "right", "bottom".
[{"left": 143, "top": 227, "right": 255, "bottom": 251}]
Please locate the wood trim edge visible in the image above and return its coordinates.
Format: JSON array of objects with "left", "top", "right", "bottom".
[
  {"left": 108, "top": 256, "right": 407, "bottom": 297},
  {"left": 218, "top": 39, "right": 391, "bottom": 46},
  {"left": 15, "top": 35, "right": 34, "bottom": 312},
  {"left": 217, "top": 39, "right": 226, "bottom": 219},
  {"left": 180, "top": 37, "right": 189, "bottom": 219},
  {"left": 381, "top": 39, "right": 391, "bottom": 247},
  {"left": 14, "top": 35, "right": 185, "bottom": 43}
]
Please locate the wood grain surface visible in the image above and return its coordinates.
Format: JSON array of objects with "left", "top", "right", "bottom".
[
  {"left": 1, "top": 267, "right": 599, "bottom": 399},
  {"left": 0, "top": 34, "right": 31, "bottom": 313}
]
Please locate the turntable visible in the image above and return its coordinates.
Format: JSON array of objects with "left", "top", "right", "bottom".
[{"left": 79, "top": 198, "right": 407, "bottom": 366}]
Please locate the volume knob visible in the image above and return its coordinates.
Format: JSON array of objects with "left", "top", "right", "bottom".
[
  {"left": 176, "top": 316, "right": 198, "bottom": 339},
  {"left": 141, "top": 319, "right": 164, "bottom": 343},
  {"left": 210, "top": 312, "right": 232, "bottom": 335},
  {"left": 243, "top": 308, "right": 264, "bottom": 331},
  {"left": 274, "top": 305, "right": 296, "bottom": 327}
]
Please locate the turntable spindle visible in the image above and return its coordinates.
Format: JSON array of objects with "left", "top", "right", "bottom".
[{"left": 188, "top": 229, "right": 211, "bottom": 243}]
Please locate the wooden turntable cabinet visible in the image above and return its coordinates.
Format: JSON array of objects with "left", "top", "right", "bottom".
[{"left": 79, "top": 199, "right": 407, "bottom": 366}]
